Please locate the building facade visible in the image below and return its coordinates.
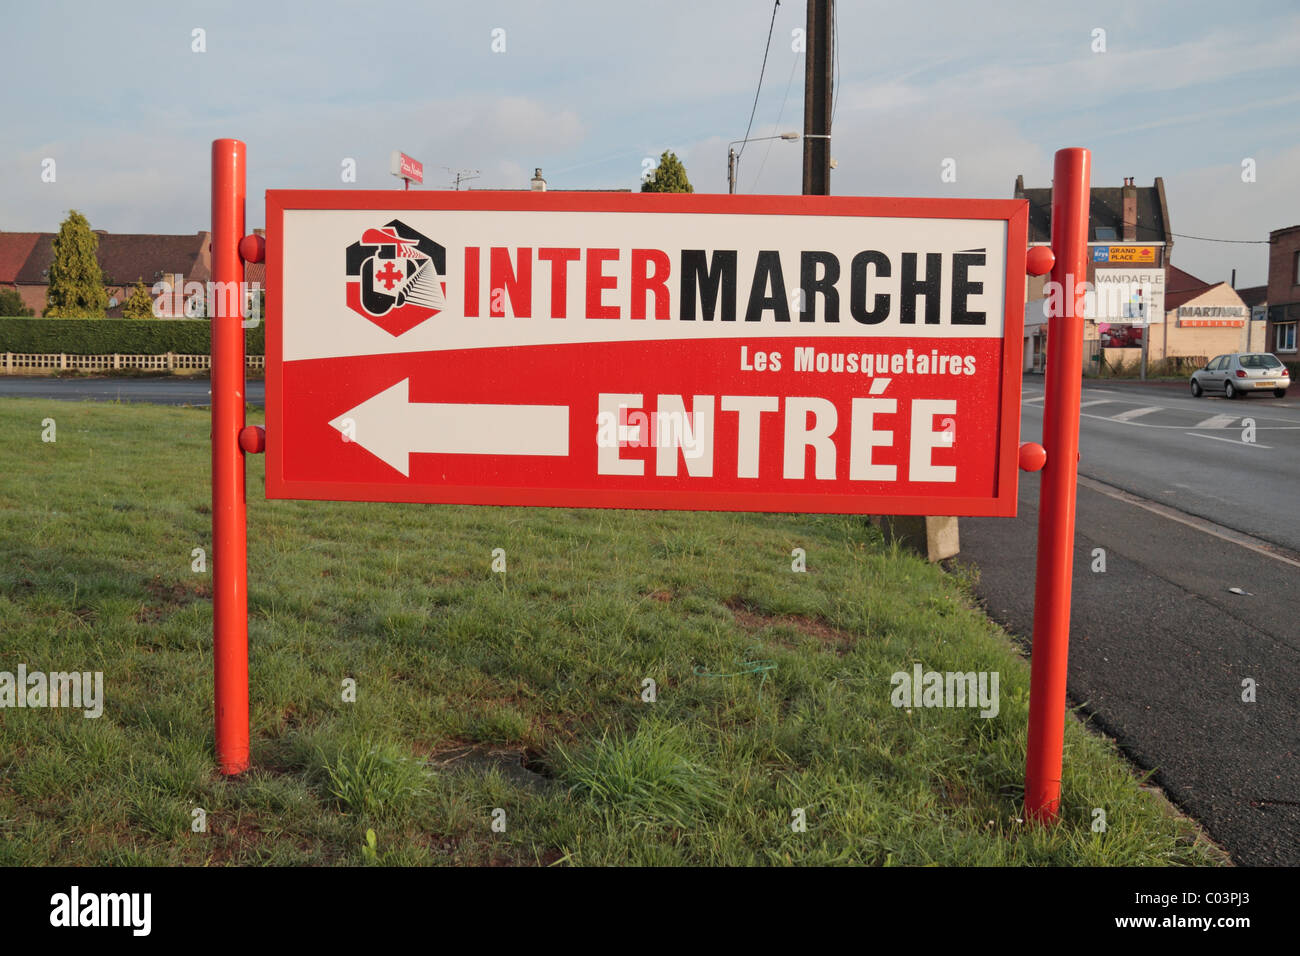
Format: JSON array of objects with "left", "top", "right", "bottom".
[
  {"left": 1015, "top": 175, "right": 1172, "bottom": 372},
  {"left": 2, "top": 230, "right": 212, "bottom": 317},
  {"left": 1152, "top": 268, "right": 1251, "bottom": 365},
  {"left": 1265, "top": 225, "right": 1300, "bottom": 359}
]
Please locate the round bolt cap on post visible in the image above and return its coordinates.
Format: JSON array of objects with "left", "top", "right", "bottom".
[
  {"left": 238, "top": 425, "right": 266, "bottom": 454},
  {"left": 238, "top": 234, "right": 266, "bottom": 264},
  {"left": 1026, "top": 246, "right": 1055, "bottom": 276},
  {"left": 1018, "top": 442, "right": 1046, "bottom": 472}
]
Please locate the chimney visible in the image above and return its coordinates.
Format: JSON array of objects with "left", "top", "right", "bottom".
[
  {"left": 1121, "top": 177, "right": 1137, "bottom": 242},
  {"left": 530, "top": 168, "right": 546, "bottom": 192}
]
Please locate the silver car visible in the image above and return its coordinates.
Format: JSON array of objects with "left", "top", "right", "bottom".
[{"left": 1190, "top": 352, "right": 1290, "bottom": 399}]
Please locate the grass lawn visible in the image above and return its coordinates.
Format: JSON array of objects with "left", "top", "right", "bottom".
[{"left": 0, "top": 396, "right": 1221, "bottom": 865}]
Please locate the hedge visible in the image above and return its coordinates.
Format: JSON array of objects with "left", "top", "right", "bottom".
[{"left": 0, "top": 318, "right": 264, "bottom": 356}]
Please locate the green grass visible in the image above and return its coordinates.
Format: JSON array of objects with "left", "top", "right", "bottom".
[{"left": 0, "top": 396, "right": 1222, "bottom": 866}]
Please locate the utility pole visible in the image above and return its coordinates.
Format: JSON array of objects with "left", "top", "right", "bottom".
[{"left": 802, "top": 0, "right": 833, "bottom": 196}]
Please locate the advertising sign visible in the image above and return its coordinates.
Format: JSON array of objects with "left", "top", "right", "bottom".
[
  {"left": 1092, "top": 245, "right": 1158, "bottom": 263},
  {"left": 1087, "top": 267, "right": 1165, "bottom": 324},
  {"left": 389, "top": 151, "right": 423, "bottom": 186},
  {"left": 265, "top": 192, "right": 1028, "bottom": 516},
  {"left": 1178, "top": 304, "right": 1246, "bottom": 328}
]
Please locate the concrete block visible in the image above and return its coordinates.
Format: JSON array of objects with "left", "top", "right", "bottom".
[{"left": 870, "top": 515, "right": 960, "bottom": 562}]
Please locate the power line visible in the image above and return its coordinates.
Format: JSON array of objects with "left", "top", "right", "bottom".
[
  {"left": 751, "top": 50, "right": 803, "bottom": 189},
  {"left": 1164, "top": 233, "right": 1272, "bottom": 245},
  {"left": 737, "top": 1, "right": 781, "bottom": 163},
  {"left": 830, "top": 0, "right": 839, "bottom": 128}
]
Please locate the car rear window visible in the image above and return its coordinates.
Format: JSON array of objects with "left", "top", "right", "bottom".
[{"left": 1240, "top": 354, "right": 1283, "bottom": 369}]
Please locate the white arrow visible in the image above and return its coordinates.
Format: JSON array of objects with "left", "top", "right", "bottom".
[{"left": 328, "top": 378, "right": 569, "bottom": 476}]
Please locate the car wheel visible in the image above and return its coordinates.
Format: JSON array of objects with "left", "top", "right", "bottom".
[
  {"left": 1190, "top": 379, "right": 1202, "bottom": 397},
  {"left": 1224, "top": 381, "right": 1238, "bottom": 399},
  {"left": 1276, "top": 389, "right": 1288, "bottom": 399}
]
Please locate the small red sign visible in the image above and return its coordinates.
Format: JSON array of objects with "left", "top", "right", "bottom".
[{"left": 391, "top": 151, "right": 423, "bottom": 185}]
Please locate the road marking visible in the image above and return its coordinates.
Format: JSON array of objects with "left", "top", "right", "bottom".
[
  {"left": 1079, "top": 399, "right": 1114, "bottom": 408},
  {"left": 1192, "top": 414, "right": 1237, "bottom": 429},
  {"left": 1021, "top": 403, "right": 1300, "bottom": 430},
  {"left": 1076, "top": 475, "right": 1300, "bottom": 570},
  {"left": 1184, "top": 431, "right": 1271, "bottom": 449},
  {"left": 1109, "top": 405, "right": 1163, "bottom": 422},
  {"left": 1022, "top": 395, "right": 1045, "bottom": 405}
]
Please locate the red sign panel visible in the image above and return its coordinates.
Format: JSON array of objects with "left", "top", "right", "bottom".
[
  {"left": 264, "top": 191, "right": 1027, "bottom": 515},
  {"left": 390, "top": 151, "right": 423, "bottom": 185}
]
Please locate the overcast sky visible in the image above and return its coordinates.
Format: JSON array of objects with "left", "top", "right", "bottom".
[{"left": 3, "top": 0, "right": 1297, "bottom": 285}]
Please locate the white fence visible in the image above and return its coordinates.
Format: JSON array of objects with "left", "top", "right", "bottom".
[{"left": 1, "top": 353, "right": 265, "bottom": 374}]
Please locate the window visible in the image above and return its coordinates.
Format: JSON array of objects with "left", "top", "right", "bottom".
[
  {"left": 1095, "top": 227, "right": 1117, "bottom": 241},
  {"left": 1294, "top": 250, "right": 1300, "bottom": 286},
  {"left": 1240, "top": 353, "right": 1283, "bottom": 369},
  {"left": 1276, "top": 322, "right": 1297, "bottom": 353}
]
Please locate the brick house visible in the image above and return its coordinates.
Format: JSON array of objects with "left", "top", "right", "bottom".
[
  {"left": 5, "top": 230, "right": 211, "bottom": 317},
  {"left": 1015, "top": 175, "right": 1173, "bottom": 372},
  {"left": 0, "top": 233, "right": 42, "bottom": 308},
  {"left": 1015, "top": 174, "right": 1174, "bottom": 301},
  {"left": 1265, "top": 224, "right": 1300, "bottom": 359}
]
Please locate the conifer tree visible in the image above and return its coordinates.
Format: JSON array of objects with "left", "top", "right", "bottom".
[
  {"left": 43, "top": 210, "right": 108, "bottom": 317},
  {"left": 122, "top": 279, "right": 155, "bottom": 319},
  {"left": 641, "top": 151, "right": 694, "bottom": 193}
]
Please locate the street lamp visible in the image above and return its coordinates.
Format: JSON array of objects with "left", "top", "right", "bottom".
[{"left": 728, "top": 132, "right": 799, "bottom": 194}]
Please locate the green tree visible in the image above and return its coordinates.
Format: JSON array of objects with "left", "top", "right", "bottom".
[
  {"left": 122, "top": 279, "right": 155, "bottom": 319},
  {"left": 43, "top": 210, "right": 108, "bottom": 317},
  {"left": 0, "top": 289, "right": 33, "bottom": 316},
  {"left": 641, "top": 150, "right": 694, "bottom": 193}
]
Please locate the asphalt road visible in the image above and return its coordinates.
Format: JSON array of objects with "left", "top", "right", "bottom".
[
  {"left": 960, "top": 376, "right": 1299, "bottom": 865},
  {"left": 0, "top": 376, "right": 265, "bottom": 407},
  {"left": 1023, "top": 378, "right": 1300, "bottom": 552}
]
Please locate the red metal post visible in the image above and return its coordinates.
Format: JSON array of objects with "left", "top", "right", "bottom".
[
  {"left": 211, "top": 139, "right": 250, "bottom": 775},
  {"left": 1025, "top": 147, "right": 1091, "bottom": 822}
]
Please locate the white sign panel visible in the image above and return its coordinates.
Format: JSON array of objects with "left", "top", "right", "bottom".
[{"left": 1086, "top": 268, "right": 1165, "bottom": 325}]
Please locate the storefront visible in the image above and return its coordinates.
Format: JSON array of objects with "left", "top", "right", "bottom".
[{"left": 1153, "top": 280, "right": 1250, "bottom": 366}]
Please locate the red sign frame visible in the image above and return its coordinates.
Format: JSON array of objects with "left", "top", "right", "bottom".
[{"left": 263, "top": 190, "right": 1027, "bottom": 516}]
